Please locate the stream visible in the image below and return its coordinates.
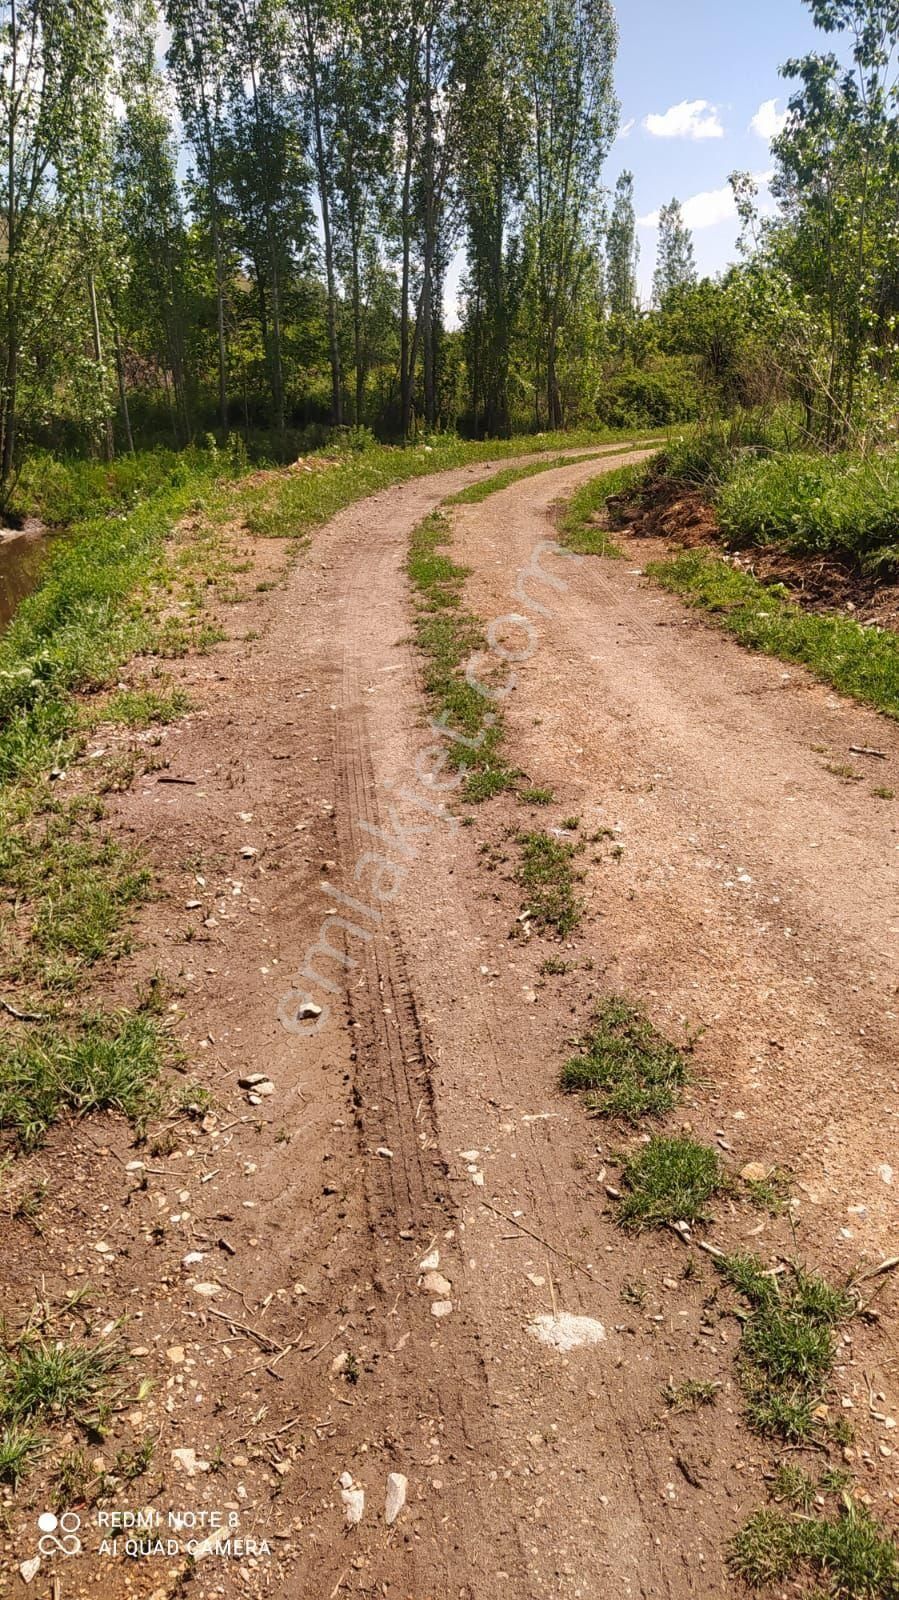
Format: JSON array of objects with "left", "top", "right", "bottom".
[{"left": 0, "top": 524, "right": 48, "bottom": 632}]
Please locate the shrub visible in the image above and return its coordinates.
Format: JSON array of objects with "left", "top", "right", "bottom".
[
  {"left": 718, "top": 450, "right": 899, "bottom": 570},
  {"left": 596, "top": 363, "right": 699, "bottom": 429}
]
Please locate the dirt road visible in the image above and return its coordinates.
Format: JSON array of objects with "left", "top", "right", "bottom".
[{"left": 5, "top": 450, "right": 898, "bottom": 1599}]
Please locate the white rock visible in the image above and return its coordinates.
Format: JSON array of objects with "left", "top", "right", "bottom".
[
  {"left": 421, "top": 1271, "right": 452, "bottom": 1298},
  {"left": 191, "top": 1281, "right": 222, "bottom": 1297},
  {"left": 530, "top": 1312, "right": 606, "bottom": 1352},
  {"left": 430, "top": 1300, "right": 453, "bottom": 1318},
  {"left": 340, "top": 1480, "right": 365, "bottom": 1526},
  {"left": 19, "top": 1558, "right": 41, "bottom": 1584},
  {"left": 879, "top": 1163, "right": 894, "bottom": 1186},
  {"left": 172, "top": 1447, "right": 209, "bottom": 1475},
  {"left": 418, "top": 1249, "right": 440, "bottom": 1272},
  {"left": 385, "top": 1471, "right": 408, "bottom": 1525},
  {"left": 182, "top": 1251, "right": 206, "bottom": 1268},
  {"left": 298, "top": 1001, "right": 322, "bottom": 1020},
  {"left": 238, "top": 1073, "right": 269, "bottom": 1088}
]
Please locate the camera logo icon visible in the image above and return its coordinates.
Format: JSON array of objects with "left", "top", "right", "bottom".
[{"left": 37, "top": 1512, "right": 82, "bottom": 1557}]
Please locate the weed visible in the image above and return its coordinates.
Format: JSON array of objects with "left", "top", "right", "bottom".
[
  {"left": 825, "top": 762, "right": 863, "bottom": 782},
  {"left": 104, "top": 685, "right": 191, "bottom": 728},
  {"left": 616, "top": 1137, "right": 724, "bottom": 1232},
  {"left": 0, "top": 1012, "right": 171, "bottom": 1148},
  {"left": 515, "top": 831, "right": 582, "bottom": 937},
  {"left": 662, "top": 1378, "right": 720, "bottom": 1414},
  {"left": 560, "top": 815, "right": 580, "bottom": 831},
  {"left": 539, "top": 957, "right": 571, "bottom": 976},
  {"left": 114, "top": 1435, "right": 155, "bottom": 1482},
  {"left": 561, "top": 996, "right": 689, "bottom": 1124},
  {"left": 771, "top": 1463, "right": 817, "bottom": 1512},
  {"left": 520, "top": 785, "right": 555, "bottom": 805},
  {"left": 744, "top": 1166, "right": 793, "bottom": 1216},
  {"left": 621, "top": 1280, "right": 648, "bottom": 1309},
  {"left": 717, "top": 1253, "right": 855, "bottom": 1443},
  {"left": 872, "top": 785, "right": 895, "bottom": 799},
  {"left": 0, "top": 1422, "right": 43, "bottom": 1484},
  {"left": 729, "top": 1502, "right": 899, "bottom": 1597}
]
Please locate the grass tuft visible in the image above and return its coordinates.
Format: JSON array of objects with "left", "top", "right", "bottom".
[
  {"left": 729, "top": 1503, "right": 899, "bottom": 1597},
  {"left": 662, "top": 1378, "right": 720, "bottom": 1414},
  {"left": 718, "top": 1253, "right": 855, "bottom": 1443},
  {"left": 616, "top": 1136, "right": 724, "bottom": 1231},
  {"left": 515, "top": 830, "right": 582, "bottom": 937},
  {"left": 0, "top": 1012, "right": 171, "bottom": 1148},
  {"left": 561, "top": 996, "right": 689, "bottom": 1123}
]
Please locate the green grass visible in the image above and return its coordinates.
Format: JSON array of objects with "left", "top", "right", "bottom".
[
  {"left": 561, "top": 995, "right": 689, "bottom": 1123},
  {"left": 718, "top": 450, "right": 899, "bottom": 572},
  {"left": 559, "top": 461, "right": 651, "bottom": 554},
  {"left": 0, "top": 1011, "right": 171, "bottom": 1148},
  {"left": 0, "top": 1322, "right": 124, "bottom": 1485},
  {"left": 662, "top": 1378, "right": 720, "bottom": 1414},
  {"left": 717, "top": 1253, "right": 855, "bottom": 1443},
  {"left": 407, "top": 509, "right": 514, "bottom": 801},
  {"left": 647, "top": 549, "right": 899, "bottom": 719},
  {"left": 103, "top": 684, "right": 192, "bottom": 728},
  {"left": 616, "top": 1136, "right": 724, "bottom": 1231},
  {"left": 0, "top": 794, "right": 150, "bottom": 990},
  {"left": 515, "top": 830, "right": 583, "bottom": 936},
  {"left": 730, "top": 1503, "right": 899, "bottom": 1597},
  {"left": 519, "top": 784, "right": 555, "bottom": 805}
]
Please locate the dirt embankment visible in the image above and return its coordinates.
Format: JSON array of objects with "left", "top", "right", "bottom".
[{"left": 617, "top": 473, "right": 899, "bottom": 632}]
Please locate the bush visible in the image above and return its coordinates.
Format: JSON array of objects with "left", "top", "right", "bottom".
[
  {"left": 596, "top": 363, "right": 699, "bottom": 429},
  {"left": 661, "top": 413, "right": 785, "bottom": 487},
  {"left": 718, "top": 450, "right": 899, "bottom": 569}
]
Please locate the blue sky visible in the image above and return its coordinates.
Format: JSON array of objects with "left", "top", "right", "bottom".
[{"left": 615, "top": 0, "right": 820, "bottom": 298}]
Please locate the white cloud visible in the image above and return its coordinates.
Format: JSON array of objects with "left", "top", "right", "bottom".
[
  {"left": 616, "top": 117, "right": 636, "bottom": 140},
  {"left": 638, "top": 171, "right": 774, "bottom": 233},
  {"left": 750, "top": 98, "right": 788, "bottom": 141},
  {"left": 643, "top": 99, "right": 724, "bottom": 141}
]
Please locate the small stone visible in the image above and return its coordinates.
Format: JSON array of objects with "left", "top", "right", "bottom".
[
  {"left": 182, "top": 1252, "right": 206, "bottom": 1268},
  {"left": 19, "top": 1558, "right": 41, "bottom": 1584},
  {"left": 419, "top": 1249, "right": 440, "bottom": 1272},
  {"left": 879, "top": 1163, "right": 894, "bottom": 1186},
  {"left": 740, "top": 1162, "right": 768, "bottom": 1184},
  {"left": 421, "top": 1271, "right": 452, "bottom": 1298},
  {"left": 238, "top": 1073, "right": 269, "bottom": 1088},
  {"left": 376, "top": 1146, "right": 393, "bottom": 1158},
  {"left": 431, "top": 1300, "right": 453, "bottom": 1318},
  {"left": 298, "top": 1001, "right": 322, "bottom": 1020},
  {"left": 240, "top": 846, "right": 258, "bottom": 859},
  {"left": 191, "top": 1281, "right": 222, "bottom": 1297},
  {"left": 172, "top": 1447, "right": 209, "bottom": 1475},
  {"left": 340, "top": 1479, "right": 365, "bottom": 1526},
  {"left": 526, "top": 1273, "right": 546, "bottom": 1289},
  {"left": 385, "top": 1472, "right": 408, "bottom": 1526},
  {"left": 166, "top": 1345, "right": 185, "bottom": 1365}
]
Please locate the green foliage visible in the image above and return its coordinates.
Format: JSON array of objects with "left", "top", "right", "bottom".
[
  {"left": 561, "top": 995, "right": 689, "bottom": 1123},
  {"left": 719, "top": 450, "right": 899, "bottom": 570},
  {"left": 0, "top": 1012, "right": 170, "bottom": 1148},
  {"left": 515, "top": 830, "right": 583, "bottom": 936},
  {"left": 597, "top": 364, "right": 699, "bottom": 429},
  {"left": 729, "top": 1503, "right": 899, "bottom": 1597},
  {"left": 717, "top": 1252, "right": 855, "bottom": 1442},
  {"left": 616, "top": 1136, "right": 724, "bottom": 1231},
  {"left": 646, "top": 548, "right": 899, "bottom": 718}
]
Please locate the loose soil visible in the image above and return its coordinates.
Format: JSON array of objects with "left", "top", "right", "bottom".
[
  {"left": 619, "top": 474, "right": 899, "bottom": 631},
  {"left": 2, "top": 451, "right": 897, "bottom": 1600}
]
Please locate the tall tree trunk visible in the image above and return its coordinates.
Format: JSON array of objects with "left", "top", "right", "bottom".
[
  {"left": 211, "top": 214, "right": 228, "bottom": 431},
  {"left": 399, "top": 37, "right": 416, "bottom": 437},
  {"left": 304, "top": 3, "right": 343, "bottom": 427},
  {"left": 88, "top": 270, "right": 115, "bottom": 462},
  {"left": 111, "top": 311, "right": 135, "bottom": 455}
]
